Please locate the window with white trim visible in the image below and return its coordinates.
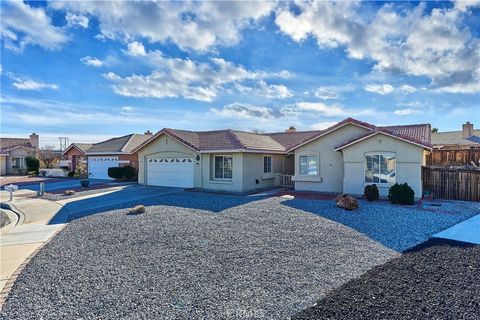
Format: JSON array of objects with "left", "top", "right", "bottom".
[
  {"left": 299, "top": 155, "right": 318, "bottom": 175},
  {"left": 214, "top": 155, "right": 233, "bottom": 180},
  {"left": 11, "top": 157, "right": 25, "bottom": 169},
  {"left": 263, "top": 156, "right": 272, "bottom": 174},
  {"left": 365, "top": 153, "right": 396, "bottom": 184}
]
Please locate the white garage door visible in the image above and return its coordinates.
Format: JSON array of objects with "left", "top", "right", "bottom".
[
  {"left": 87, "top": 156, "right": 119, "bottom": 180},
  {"left": 146, "top": 157, "right": 194, "bottom": 188}
]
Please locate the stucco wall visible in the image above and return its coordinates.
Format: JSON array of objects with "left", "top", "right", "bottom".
[
  {"left": 136, "top": 134, "right": 201, "bottom": 187},
  {"left": 6, "top": 148, "right": 33, "bottom": 174},
  {"left": 0, "top": 156, "right": 6, "bottom": 175},
  {"left": 63, "top": 147, "right": 83, "bottom": 171},
  {"left": 342, "top": 134, "right": 425, "bottom": 198},
  {"left": 241, "top": 153, "right": 284, "bottom": 192},
  {"left": 201, "top": 153, "right": 243, "bottom": 192},
  {"left": 293, "top": 124, "right": 370, "bottom": 193}
]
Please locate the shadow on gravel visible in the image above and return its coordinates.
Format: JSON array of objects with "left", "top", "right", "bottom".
[
  {"left": 293, "top": 238, "right": 480, "bottom": 320},
  {"left": 48, "top": 187, "right": 263, "bottom": 224},
  {"left": 282, "top": 198, "right": 478, "bottom": 252}
]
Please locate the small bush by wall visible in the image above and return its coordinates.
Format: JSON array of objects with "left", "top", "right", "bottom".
[
  {"left": 388, "top": 183, "right": 415, "bottom": 205},
  {"left": 25, "top": 156, "right": 40, "bottom": 175},
  {"left": 108, "top": 166, "right": 137, "bottom": 180},
  {"left": 364, "top": 184, "right": 379, "bottom": 201}
]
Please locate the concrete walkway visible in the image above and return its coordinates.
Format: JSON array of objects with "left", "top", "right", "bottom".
[{"left": 434, "top": 214, "right": 480, "bottom": 245}]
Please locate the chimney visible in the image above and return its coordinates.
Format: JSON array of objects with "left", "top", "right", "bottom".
[
  {"left": 144, "top": 130, "right": 153, "bottom": 136},
  {"left": 29, "top": 133, "right": 39, "bottom": 149},
  {"left": 285, "top": 126, "right": 297, "bottom": 133},
  {"left": 462, "top": 122, "right": 474, "bottom": 138}
]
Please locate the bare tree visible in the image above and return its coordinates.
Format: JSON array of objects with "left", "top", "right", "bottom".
[{"left": 38, "top": 145, "right": 59, "bottom": 168}]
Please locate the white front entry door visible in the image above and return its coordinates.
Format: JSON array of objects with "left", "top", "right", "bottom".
[
  {"left": 146, "top": 157, "right": 194, "bottom": 188},
  {"left": 87, "top": 156, "right": 119, "bottom": 180}
]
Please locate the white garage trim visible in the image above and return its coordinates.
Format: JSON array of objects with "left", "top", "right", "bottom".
[
  {"left": 87, "top": 156, "right": 119, "bottom": 180},
  {"left": 146, "top": 156, "right": 194, "bottom": 188}
]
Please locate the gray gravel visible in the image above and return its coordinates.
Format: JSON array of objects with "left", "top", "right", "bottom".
[{"left": 0, "top": 193, "right": 397, "bottom": 319}]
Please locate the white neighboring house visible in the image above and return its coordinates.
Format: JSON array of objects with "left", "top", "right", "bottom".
[{"left": 0, "top": 133, "right": 39, "bottom": 175}]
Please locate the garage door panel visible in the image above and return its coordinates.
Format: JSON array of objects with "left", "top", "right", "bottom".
[
  {"left": 88, "top": 156, "right": 119, "bottom": 180},
  {"left": 146, "top": 157, "right": 194, "bottom": 188}
]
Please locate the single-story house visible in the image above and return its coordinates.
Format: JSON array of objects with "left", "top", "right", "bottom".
[
  {"left": 133, "top": 118, "right": 432, "bottom": 198},
  {"left": 432, "top": 121, "right": 480, "bottom": 149},
  {"left": 0, "top": 133, "right": 39, "bottom": 175},
  {"left": 61, "top": 143, "right": 93, "bottom": 172},
  {"left": 85, "top": 133, "right": 152, "bottom": 179}
]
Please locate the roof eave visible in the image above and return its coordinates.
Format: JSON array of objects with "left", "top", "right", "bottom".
[{"left": 335, "top": 131, "right": 433, "bottom": 151}]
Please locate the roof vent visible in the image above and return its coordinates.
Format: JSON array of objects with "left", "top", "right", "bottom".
[{"left": 285, "top": 126, "right": 297, "bottom": 133}]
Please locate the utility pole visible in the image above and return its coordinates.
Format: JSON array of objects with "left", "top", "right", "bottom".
[{"left": 59, "top": 137, "right": 69, "bottom": 151}]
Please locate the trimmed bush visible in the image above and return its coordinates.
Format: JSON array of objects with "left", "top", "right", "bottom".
[
  {"left": 123, "top": 165, "right": 136, "bottom": 179},
  {"left": 108, "top": 167, "right": 124, "bottom": 179},
  {"left": 388, "top": 183, "right": 415, "bottom": 205},
  {"left": 25, "top": 156, "right": 40, "bottom": 175},
  {"left": 67, "top": 171, "right": 75, "bottom": 178},
  {"left": 364, "top": 184, "right": 379, "bottom": 201}
]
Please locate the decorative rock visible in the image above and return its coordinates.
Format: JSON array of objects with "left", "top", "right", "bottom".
[
  {"left": 336, "top": 194, "right": 359, "bottom": 211},
  {"left": 64, "top": 190, "right": 76, "bottom": 196},
  {"left": 129, "top": 205, "right": 145, "bottom": 214}
]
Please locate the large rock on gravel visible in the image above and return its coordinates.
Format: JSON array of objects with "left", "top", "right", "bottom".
[{"left": 336, "top": 194, "right": 359, "bottom": 211}]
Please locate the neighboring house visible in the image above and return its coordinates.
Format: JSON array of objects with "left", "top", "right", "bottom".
[
  {"left": 431, "top": 122, "right": 480, "bottom": 149},
  {"left": 0, "top": 133, "right": 39, "bottom": 175},
  {"left": 133, "top": 118, "right": 432, "bottom": 198},
  {"left": 85, "top": 133, "right": 152, "bottom": 179},
  {"left": 61, "top": 143, "right": 93, "bottom": 172}
]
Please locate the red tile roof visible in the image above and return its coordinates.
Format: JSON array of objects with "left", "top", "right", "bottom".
[
  {"left": 0, "top": 138, "right": 35, "bottom": 154},
  {"left": 134, "top": 118, "right": 433, "bottom": 153}
]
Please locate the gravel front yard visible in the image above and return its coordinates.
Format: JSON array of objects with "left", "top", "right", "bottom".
[
  {"left": 285, "top": 199, "right": 479, "bottom": 252},
  {"left": 294, "top": 238, "right": 480, "bottom": 320},
  {"left": 0, "top": 193, "right": 397, "bottom": 319}
]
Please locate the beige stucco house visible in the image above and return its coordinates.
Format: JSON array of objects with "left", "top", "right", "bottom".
[
  {"left": 134, "top": 118, "right": 432, "bottom": 198},
  {"left": 0, "top": 134, "right": 39, "bottom": 175}
]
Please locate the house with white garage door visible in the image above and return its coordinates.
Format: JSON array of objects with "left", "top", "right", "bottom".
[
  {"left": 133, "top": 118, "right": 432, "bottom": 197},
  {"left": 85, "top": 133, "right": 152, "bottom": 179}
]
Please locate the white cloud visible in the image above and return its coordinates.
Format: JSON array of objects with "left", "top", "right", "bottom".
[
  {"left": 11, "top": 76, "right": 58, "bottom": 91},
  {"left": 1, "top": 1, "right": 69, "bottom": 51},
  {"left": 399, "top": 85, "right": 417, "bottom": 93},
  {"left": 103, "top": 49, "right": 291, "bottom": 102},
  {"left": 126, "top": 41, "right": 146, "bottom": 57},
  {"left": 394, "top": 108, "right": 419, "bottom": 116},
  {"left": 235, "top": 80, "right": 293, "bottom": 99},
  {"left": 49, "top": 1, "right": 274, "bottom": 52},
  {"left": 121, "top": 106, "right": 135, "bottom": 113},
  {"left": 364, "top": 84, "right": 395, "bottom": 95},
  {"left": 80, "top": 56, "right": 105, "bottom": 67},
  {"left": 211, "top": 103, "right": 284, "bottom": 120},
  {"left": 276, "top": 1, "right": 480, "bottom": 93},
  {"left": 65, "top": 12, "right": 89, "bottom": 28},
  {"left": 310, "top": 121, "right": 339, "bottom": 130},
  {"left": 314, "top": 86, "right": 347, "bottom": 100},
  {"left": 291, "top": 102, "right": 376, "bottom": 118}
]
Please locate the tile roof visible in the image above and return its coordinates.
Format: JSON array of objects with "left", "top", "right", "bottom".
[
  {"left": 135, "top": 118, "right": 433, "bottom": 154},
  {"left": 86, "top": 134, "right": 151, "bottom": 154},
  {"left": 0, "top": 138, "right": 35, "bottom": 154},
  {"left": 73, "top": 143, "right": 93, "bottom": 152},
  {"left": 431, "top": 130, "right": 480, "bottom": 146}
]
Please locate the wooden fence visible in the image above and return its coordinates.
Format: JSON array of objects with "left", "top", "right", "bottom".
[
  {"left": 422, "top": 166, "right": 480, "bottom": 201},
  {"left": 426, "top": 149, "right": 480, "bottom": 166}
]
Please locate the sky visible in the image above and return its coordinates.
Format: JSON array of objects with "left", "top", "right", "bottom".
[{"left": 1, "top": 0, "right": 479, "bottom": 148}]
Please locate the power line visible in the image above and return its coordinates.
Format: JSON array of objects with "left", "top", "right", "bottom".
[{"left": 58, "top": 137, "right": 69, "bottom": 151}]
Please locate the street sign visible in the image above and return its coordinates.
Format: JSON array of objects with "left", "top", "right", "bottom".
[{"left": 4, "top": 184, "right": 18, "bottom": 201}]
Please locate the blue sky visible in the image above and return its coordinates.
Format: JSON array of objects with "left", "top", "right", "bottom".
[{"left": 1, "top": 0, "right": 479, "bottom": 147}]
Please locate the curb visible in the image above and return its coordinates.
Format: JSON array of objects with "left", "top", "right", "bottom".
[
  {"left": 0, "top": 225, "right": 66, "bottom": 311},
  {"left": 0, "top": 202, "right": 25, "bottom": 226}
]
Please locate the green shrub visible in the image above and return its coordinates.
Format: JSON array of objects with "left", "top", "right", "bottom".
[
  {"left": 67, "top": 171, "right": 75, "bottom": 178},
  {"left": 25, "top": 156, "right": 40, "bottom": 175},
  {"left": 108, "top": 167, "right": 124, "bottom": 179},
  {"left": 364, "top": 184, "right": 379, "bottom": 201},
  {"left": 123, "top": 165, "right": 136, "bottom": 179},
  {"left": 388, "top": 183, "right": 415, "bottom": 205}
]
